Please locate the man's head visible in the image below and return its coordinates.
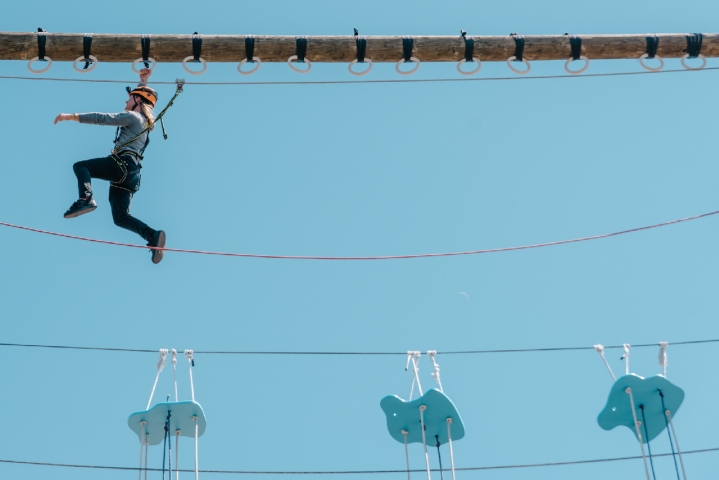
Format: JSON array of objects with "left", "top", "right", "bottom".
[{"left": 124, "top": 86, "right": 158, "bottom": 112}]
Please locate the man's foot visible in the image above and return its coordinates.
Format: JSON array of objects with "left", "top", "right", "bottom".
[
  {"left": 63, "top": 197, "right": 97, "bottom": 219},
  {"left": 148, "top": 230, "right": 166, "bottom": 264}
]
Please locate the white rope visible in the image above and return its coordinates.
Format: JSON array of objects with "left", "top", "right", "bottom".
[
  {"left": 176, "top": 430, "right": 181, "bottom": 480},
  {"left": 147, "top": 349, "right": 169, "bottom": 410},
  {"left": 185, "top": 350, "right": 195, "bottom": 402},
  {"left": 419, "top": 406, "right": 431, "bottom": 480},
  {"left": 621, "top": 344, "right": 631, "bottom": 375},
  {"left": 144, "top": 435, "right": 149, "bottom": 480},
  {"left": 446, "top": 419, "right": 456, "bottom": 480},
  {"left": 402, "top": 430, "right": 410, "bottom": 480},
  {"left": 666, "top": 410, "right": 688, "bottom": 479},
  {"left": 405, "top": 351, "right": 422, "bottom": 400},
  {"left": 193, "top": 416, "right": 199, "bottom": 480},
  {"left": 172, "top": 349, "right": 178, "bottom": 402},
  {"left": 427, "top": 351, "right": 443, "bottom": 392},
  {"left": 625, "top": 387, "right": 651, "bottom": 480},
  {"left": 593, "top": 344, "right": 616, "bottom": 381},
  {"left": 658, "top": 342, "right": 668, "bottom": 377},
  {"left": 138, "top": 424, "right": 145, "bottom": 480}
]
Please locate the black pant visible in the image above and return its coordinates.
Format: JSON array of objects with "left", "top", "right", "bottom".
[{"left": 73, "top": 154, "right": 156, "bottom": 242}]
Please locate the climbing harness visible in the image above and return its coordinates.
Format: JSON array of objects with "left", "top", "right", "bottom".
[
  {"left": 595, "top": 342, "right": 686, "bottom": 480},
  {"left": 382, "top": 351, "right": 464, "bottom": 480},
  {"left": 129, "top": 349, "right": 206, "bottom": 480},
  {"left": 112, "top": 79, "right": 185, "bottom": 159}
]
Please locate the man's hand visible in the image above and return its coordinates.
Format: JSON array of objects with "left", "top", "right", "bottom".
[
  {"left": 54, "top": 113, "right": 77, "bottom": 124},
  {"left": 139, "top": 67, "right": 152, "bottom": 84}
]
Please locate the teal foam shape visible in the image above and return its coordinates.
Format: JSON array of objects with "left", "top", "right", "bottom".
[
  {"left": 380, "top": 389, "right": 465, "bottom": 445},
  {"left": 597, "top": 374, "right": 684, "bottom": 443},
  {"left": 128, "top": 401, "right": 207, "bottom": 445}
]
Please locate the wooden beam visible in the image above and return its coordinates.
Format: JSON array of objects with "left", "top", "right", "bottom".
[{"left": 1, "top": 31, "right": 717, "bottom": 63}]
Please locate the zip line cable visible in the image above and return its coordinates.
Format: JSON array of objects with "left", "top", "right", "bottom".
[
  {"left": 2, "top": 447, "right": 718, "bottom": 474},
  {"left": 0, "top": 338, "right": 717, "bottom": 356},
  {"left": 0, "top": 67, "right": 717, "bottom": 86},
  {"left": 1, "top": 209, "right": 717, "bottom": 261}
]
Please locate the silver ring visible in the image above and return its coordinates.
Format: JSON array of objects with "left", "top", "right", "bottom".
[
  {"left": 73, "top": 55, "right": 98, "bottom": 73},
  {"left": 288, "top": 55, "right": 312, "bottom": 74},
  {"left": 564, "top": 56, "right": 590, "bottom": 75},
  {"left": 506, "top": 56, "right": 531, "bottom": 75},
  {"left": 638, "top": 54, "right": 664, "bottom": 72},
  {"left": 183, "top": 56, "right": 207, "bottom": 75},
  {"left": 395, "top": 57, "right": 420, "bottom": 76},
  {"left": 27, "top": 56, "right": 52, "bottom": 74},
  {"left": 238, "top": 57, "right": 261, "bottom": 76},
  {"left": 348, "top": 58, "right": 373, "bottom": 76},
  {"left": 132, "top": 57, "right": 156, "bottom": 74},
  {"left": 456, "top": 57, "right": 482, "bottom": 76},
  {"left": 681, "top": 54, "right": 706, "bottom": 71}
]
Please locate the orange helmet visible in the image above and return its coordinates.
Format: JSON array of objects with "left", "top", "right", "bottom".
[{"left": 127, "top": 86, "right": 158, "bottom": 107}]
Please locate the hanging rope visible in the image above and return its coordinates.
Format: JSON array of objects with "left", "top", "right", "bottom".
[
  {"left": 171, "top": 349, "right": 178, "bottom": 402},
  {"left": 3, "top": 209, "right": 717, "bottom": 260},
  {"left": 148, "top": 349, "right": 169, "bottom": 410},
  {"left": 138, "top": 422, "right": 146, "bottom": 480},
  {"left": 427, "top": 351, "right": 443, "bottom": 392},
  {"left": 401, "top": 430, "right": 410, "bottom": 480},
  {"left": 193, "top": 416, "right": 199, "bottom": 480},
  {"left": 621, "top": 344, "right": 631, "bottom": 375},
  {"left": 446, "top": 419, "right": 456, "bottom": 480},
  {"left": 176, "top": 430, "right": 181, "bottom": 480},
  {"left": 418, "top": 406, "right": 431, "bottom": 480},
  {"left": 162, "top": 411, "right": 170, "bottom": 480},
  {"left": 405, "top": 351, "right": 422, "bottom": 400},
  {"left": 658, "top": 390, "right": 682, "bottom": 480},
  {"left": 658, "top": 342, "right": 668, "bottom": 377},
  {"left": 184, "top": 350, "right": 195, "bottom": 402},
  {"left": 665, "top": 409, "right": 688, "bottom": 480},
  {"left": 639, "top": 406, "right": 657, "bottom": 480},
  {"left": 593, "top": 344, "right": 616, "bottom": 381},
  {"left": 435, "top": 436, "right": 444, "bottom": 480},
  {"left": 625, "top": 387, "right": 651, "bottom": 480}
]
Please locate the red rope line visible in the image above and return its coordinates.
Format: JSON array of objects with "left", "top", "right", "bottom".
[{"left": 1, "top": 210, "right": 716, "bottom": 260}]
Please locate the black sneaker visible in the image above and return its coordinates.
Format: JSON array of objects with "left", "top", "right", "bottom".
[
  {"left": 63, "top": 197, "right": 97, "bottom": 219},
  {"left": 147, "top": 230, "right": 166, "bottom": 264}
]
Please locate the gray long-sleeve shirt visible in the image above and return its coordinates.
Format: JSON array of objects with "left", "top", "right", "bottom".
[{"left": 78, "top": 110, "right": 149, "bottom": 159}]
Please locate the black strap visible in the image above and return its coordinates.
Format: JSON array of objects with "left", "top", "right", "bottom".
[
  {"left": 245, "top": 35, "right": 255, "bottom": 61},
  {"left": 192, "top": 32, "right": 202, "bottom": 62},
  {"left": 645, "top": 34, "right": 659, "bottom": 59},
  {"left": 511, "top": 34, "right": 525, "bottom": 61},
  {"left": 82, "top": 34, "right": 93, "bottom": 69},
  {"left": 685, "top": 33, "right": 703, "bottom": 58},
  {"left": 141, "top": 34, "right": 151, "bottom": 67},
  {"left": 295, "top": 36, "right": 307, "bottom": 62},
  {"left": 435, "top": 436, "right": 444, "bottom": 480},
  {"left": 37, "top": 28, "right": 47, "bottom": 61},
  {"left": 402, "top": 36, "right": 414, "bottom": 62},
  {"left": 569, "top": 35, "right": 582, "bottom": 61},
  {"left": 462, "top": 31, "right": 475, "bottom": 62},
  {"left": 639, "top": 406, "right": 658, "bottom": 480},
  {"left": 355, "top": 35, "right": 367, "bottom": 63}
]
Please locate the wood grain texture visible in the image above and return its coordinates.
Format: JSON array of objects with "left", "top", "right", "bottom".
[{"left": 2, "top": 32, "right": 718, "bottom": 63}]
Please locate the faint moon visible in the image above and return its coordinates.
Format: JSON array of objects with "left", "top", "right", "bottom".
[{"left": 457, "top": 291, "right": 469, "bottom": 299}]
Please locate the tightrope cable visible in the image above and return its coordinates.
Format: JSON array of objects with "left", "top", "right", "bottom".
[
  {"left": 0, "top": 338, "right": 717, "bottom": 356},
  {"left": 0, "top": 67, "right": 716, "bottom": 85},
  {"left": 1, "top": 209, "right": 717, "bottom": 260},
  {"left": 1, "top": 447, "right": 718, "bottom": 474}
]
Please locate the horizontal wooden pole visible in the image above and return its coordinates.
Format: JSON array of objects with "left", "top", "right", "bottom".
[{"left": 1, "top": 32, "right": 718, "bottom": 63}]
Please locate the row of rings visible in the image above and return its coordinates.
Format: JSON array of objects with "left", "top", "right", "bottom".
[{"left": 26, "top": 53, "right": 710, "bottom": 75}]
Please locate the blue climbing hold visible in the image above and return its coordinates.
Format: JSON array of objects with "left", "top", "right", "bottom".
[
  {"left": 597, "top": 374, "right": 683, "bottom": 443},
  {"left": 380, "top": 389, "right": 465, "bottom": 445},
  {"left": 128, "top": 401, "right": 207, "bottom": 445}
]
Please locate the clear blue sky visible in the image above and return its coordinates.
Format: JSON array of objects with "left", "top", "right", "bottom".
[{"left": 2, "top": 1, "right": 719, "bottom": 479}]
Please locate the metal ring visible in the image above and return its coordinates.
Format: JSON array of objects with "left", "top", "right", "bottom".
[
  {"left": 287, "top": 55, "right": 312, "bottom": 74},
  {"left": 680, "top": 53, "right": 706, "bottom": 71},
  {"left": 27, "top": 56, "right": 52, "bottom": 74},
  {"left": 237, "top": 56, "right": 261, "bottom": 76},
  {"left": 564, "top": 56, "right": 590, "bottom": 75},
  {"left": 395, "top": 57, "right": 420, "bottom": 76},
  {"left": 72, "top": 55, "right": 98, "bottom": 73},
  {"left": 348, "top": 58, "right": 373, "bottom": 76},
  {"left": 638, "top": 54, "right": 664, "bottom": 72},
  {"left": 456, "top": 57, "right": 482, "bottom": 76},
  {"left": 182, "top": 56, "right": 207, "bottom": 75},
  {"left": 132, "top": 57, "right": 156, "bottom": 74},
  {"left": 506, "top": 56, "right": 531, "bottom": 75}
]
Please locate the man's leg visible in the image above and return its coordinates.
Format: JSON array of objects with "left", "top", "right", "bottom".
[
  {"left": 109, "top": 186, "right": 166, "bottom": 264},
  {"left": 65, "top": 156, "right": 124, "bottom": 218}
]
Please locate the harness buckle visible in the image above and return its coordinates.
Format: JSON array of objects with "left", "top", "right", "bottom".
[{"left": 175, "top": 78, "right": 185, "bottom": 93}]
